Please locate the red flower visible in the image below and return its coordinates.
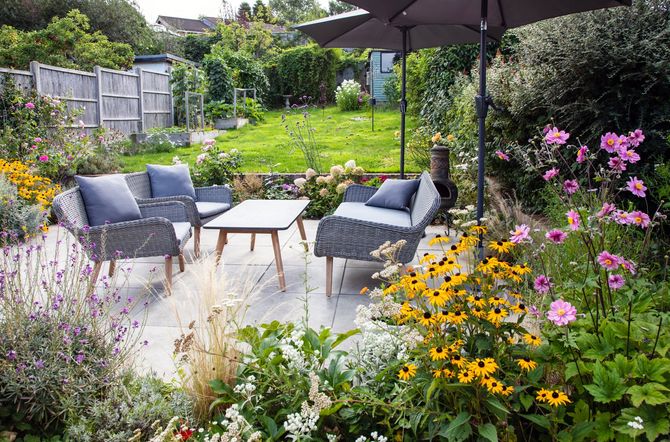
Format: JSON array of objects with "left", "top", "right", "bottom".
[{"left": 379, "top": 175, "right": 388, "bottom": 182}]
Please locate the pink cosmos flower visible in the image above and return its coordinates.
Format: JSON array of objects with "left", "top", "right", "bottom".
[
  {"left": 613, "top": 210, "right": 632, "bottom": 225},
  {"left": 619, "top": 148, "right": 641, "bottom": 163},
  {"left": 566, "top": 209, "right": 580, "bottom": 231},
  {"left": 600, "top": 132, "right": 619, "bottom": 153},
  {"left": 576, "top": 145, "right": 588, "bottom": 163},
  {"left": 597, "top": 202, "right": 616, "bottom": 219},
  {"left": 534, "top": 275, "right": 553, "bottom": 294},
  {"left": 628, "top": 210, "right": 651, "bottom": 228},
  {"left": 34, "top": 137, "right": 42, "bottom": 143},
  {"left": 628, "top": 129, "right": 645, "bottom": 147},
  {"left": 545, "top": 127, "right": 570, "bottom": 145},
  {"left": 30, "top": 145, "right": 37, "bottom": 150},
  {"left": 547, "top": 299, "right": 577, "bottom": 326},
  {"left": 627, "top": 177, "right": 647, "bottom": 198},
  {"left": 608, "top": 274, "right": 625, "bottom": 290},
  {"left": 25, "top": 102, "right": 35, "bottom": 109},
  {"left": 608, "top": 156, "right": 627, "bottom": 172},
  {"left": 196, "top": 153, "right": 207, "bottom": 164},
  {"left": 597, "top": 251, "right": 620, "bottom": 271},
  {"left": 38, "top": 155, "right": 49, "bottom": 162},
  {"left": 545, "top": 229, "right": 568, "bottom": 244},
  {"left": 543, "top": 167, "right": 560, "bottom": 181},
  {"left": 620, "top": 258, "right": 637, "bottom": 275},
  {"left": 509, "top": 224, "right": 530, "bottom": 244},
  {"left": 563, "top": 179, "right": 579, "bottom": 194},
  {"left": 495, "top": 150, "right": 510, "bottom": 161}
]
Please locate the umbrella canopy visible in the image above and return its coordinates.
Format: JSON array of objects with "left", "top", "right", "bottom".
[
  {"left": 295, "top": 10, "right": 505, "bottom": 178},
  {"left": 295, "top": 9, "right": 506, "bottom": 50},
  {"left": 339, "top": 0, "right": 630, "bottom": 256},
  {"left": 338, "top": 0, "right": 630, "bottom": 27}
]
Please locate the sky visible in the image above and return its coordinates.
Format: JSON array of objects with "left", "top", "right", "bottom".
[{"left": 134, "top": 0, "right": 330, "bottom": 23}]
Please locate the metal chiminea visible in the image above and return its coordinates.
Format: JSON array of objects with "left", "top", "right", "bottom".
[{"left": 430, "top": 144, "right": 458, "bottom": 210}]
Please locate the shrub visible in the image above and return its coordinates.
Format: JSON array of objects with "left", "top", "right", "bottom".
[
  {"left": 335, "top": 79, "right": 362, "bottom": 111},
  {"left": 202, "top": 56, "right": 234, "bottom": 103},
  {"left": 0, "top": 175, "right": 46, "bottom": 242},
  {"left": 0, "top": 159, "right": 60, "bottom": 211},
  {"left": 210, "top": 49, "right": 269, "bottom": 104},
  {"left": 0, "top": 232, "right": 145, "bottom": 435},
  {"left": 179, "top": 139, "right": 242, "bottom": 187},
  {"left": 170, "top": 63, "right": 207, "bottom": 128},
  {"left": 205, "top": 101, "right": 234, "bottom": 121},
  {"left": 237, "top": 97, "right": 265, "bottom": 122},
  {"left": 275, "top": 45, "right": 339, "bottom": 103}
]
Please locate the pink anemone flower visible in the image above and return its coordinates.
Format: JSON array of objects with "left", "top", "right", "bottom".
[
  {"left": 547, "top": 299, "right": 577, "bottom": 326},
  {"left": 627, "top": 177, "right": 647, "bottom": 198}
]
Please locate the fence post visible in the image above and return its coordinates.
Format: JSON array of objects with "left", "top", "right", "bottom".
[
  {"left": 93, "top": 66, "right": 104, "bottom": 129},
  {"left": 185, "top": 91, "right": 190, "bottom": 132},
  {"left": 29, "top": 61, "right": 41, "bottom": 93},
  {"left": 135, "top": 67, "right": 145, "bottom": 133}
]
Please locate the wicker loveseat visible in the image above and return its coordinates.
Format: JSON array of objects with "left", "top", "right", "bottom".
[
  {"left": 52, "top": 186, "right": 192, "bottom": 293},
  {"left": 314, "top": 171, "right": 441, "bottom": 296},
  {"left": 124, "top": 172, "right": 232, "bottom": 257}
]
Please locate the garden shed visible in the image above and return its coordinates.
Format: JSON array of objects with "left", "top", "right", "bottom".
[{"left": 367, "top": 50, "right": 399, "bottom": 102}]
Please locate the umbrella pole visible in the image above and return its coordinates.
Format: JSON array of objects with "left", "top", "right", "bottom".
[
  {"left": 475, "top": 0, "right": 488, "bottom": 259},
  {"left": 400, "top": 27, "right": 408, "bottom": 179}
]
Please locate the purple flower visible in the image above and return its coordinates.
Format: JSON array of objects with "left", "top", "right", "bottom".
[
  {"left": 608, "top": 156, "right": 627, "bottom": 172},
  {"left": 545, "top": 127, "right": 570, "bottom": 145},
  {"left": 534, "top": 275, "right": 553, "bottom": 294},
  {"left": 545, "top": 229, "right": 568, "bottom": 244},
  {"left": 601, "top": 132, "right": 619, "bottom": 153},
  {"left": 547, "top": 299, "right": 577, "bottom": 326},
  {"left": 613, "top": 210, "right": 632, "bottom": 225},
  {"left": 543, "top": 167, "right": 560, "bottom": 181},
  {"left": 509, "top": 224, "right": 530, "bottom": 244},
  {"left": 495, "top": 150, "right": 510, "bottom": 161},
  {"left": 567, "top": 209, "right": 581, "bottom": 231},
  {"left": 75, "top": 353, "right": 85, "bottom": 364},
  {"left": 38, "top": 155, "right": 49, "bottom": 162},
  {"left": 576, "top": 146, "right": 588, "bottom": 163},
  {"left": 6, "top": 350, "right": 17, "bottom": 361},
  {"left": 563, "top": 179, "right": 579, "bottom": 195},
  {"left": 132, "top": 320, "right": 140, "bottom": 328},
  {"left": 627, "top": 177, "right": 647, "bottom": 198},
  {"left": 597, "top": 251, "right": 620, "bottom": 271},
  {"left": 25, "top": 102, "right": 35, "bottom": 109},
  {"left": 628, "top": 129, "right": 645, "bottom": 147},
  {"left": 628, "top": 210, "right": 651, "bottom": 228},
  {"left": 597, "top": 202, "right": 616, "bottom": 219},
  {"left": 608, "top": 274, "right": 625, "bottom": 290},
  {"left": 620, "top": 258, "right": 637, "bottom": 275},
  {"left": 619, "top": 148, "right": 640, "bottom": 163},
  {"left": 529, "top": 305, "right": 543, "bottom": 318},
  {"left": 34, "top": 359, "right": 45, "bottom": 369}
]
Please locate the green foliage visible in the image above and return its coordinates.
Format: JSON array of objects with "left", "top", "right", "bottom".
[
  {"left": 275, "top": 45, "right": 340, "bottom": 102},
  {"left": 0, "top": 176, "right": 45, "bottom": 240},
  {"left": 205, "top": 101, "right": 234, "bottom": 121},
  {"left": 238, "top": 98, "right": 265, "bottom": 122},
  {"left": 183, "top": 34, "right": 217, "bottom": 63},
  {"left": 328, "top": 0, "right": 356, "bottom": 15},
  {"left": 213, "top": 21, "right": 277, "bottom": 60},
  {"left": 0, "top": 0, "right": 157, "bottom": 54},
  {"left": 282, "top": 110, "right": 323, "bottom": 173},
  {"left": 0, "top": 10, "right": 134, "bottom": 71},
  {"left": 170, "top": 63, "right": 207, "bottom": 127},
  {"left": 64, "top": 373, "right": 194, "bottom": 441},
  {"left": 268, "top": 0, "right": 326, "bottom": 24},
  {"left": 187, "top": 142, "right": 242, "bottom": 187},
  {"left": 202, "top": 56, "right": 234, "bottom": 102},
  {"left": 210, "top": 49, "right": 270, "bottom": 103},
  {"left": 335, "top": 80, "right": 363, "bottom": 111}
]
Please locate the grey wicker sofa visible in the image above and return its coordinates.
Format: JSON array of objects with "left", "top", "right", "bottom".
[
  {"left": 52, "top": 186, "right": 192, "bottom": 293},
  {"left": 314, "top": 171, "right": 440, "bottom": 296},
  {"left": 124, "top": 172, "right": 232, "bottom": 257}
]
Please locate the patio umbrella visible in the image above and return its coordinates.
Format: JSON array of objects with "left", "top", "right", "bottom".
[
  {"left": 338, "top": 0, "right": 630, "bottom": 254},
  {"left": 295, "top": 10, "right": 506, "bottom": 179}
]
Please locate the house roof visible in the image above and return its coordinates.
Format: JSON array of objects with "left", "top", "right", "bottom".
[
  {"left": 134, "top": 53, "right": 196, "bottom": 66},
  {"left": 157, "top": 15, "right": 211, "bottom": 33}
]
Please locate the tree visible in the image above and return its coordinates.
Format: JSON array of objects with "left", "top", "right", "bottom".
[
  {"left": 0, "top": 0, "right": 157, "bottom": 54},
  {"left": 252, "top": 0, "right": 274, "bottom": 23},
  {"left": 328, "top": 0, "right": 356, "bottom": 15},
  {"left": 268, "top": 0, "right": 326, "bottom": 24},
  {"left": 0, "top": 10, "right": 134, "bottom": 70},
  {"left": 237, "top": 2, "right": 252, "bottom": 22}
]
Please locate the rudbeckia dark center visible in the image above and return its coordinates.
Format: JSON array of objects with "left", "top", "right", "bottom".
[
  {"left": 552, "top": 392, "right": 559, "bottom": 398},
  {"left": 436, "top": 347, "right": 443, "bottom": 353},
  {"left": 423, "top": 312, "right": 431, "bottom": 319},
  {"left": 494, "top": 308, "right": 501, "bottom": 314},
  {"left": 402, "top": 366, "right": 409, "bottom": 372},
  {"left": 478, "top": 361, "right": 485, "bottom": 367},
  {"left": 497, "top": 241, "right": 503, "bottom": 246},
  {"left": 519, "top": 304, "right": 526, "bottom": 309}
]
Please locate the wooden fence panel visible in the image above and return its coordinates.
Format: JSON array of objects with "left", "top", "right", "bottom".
[{"left": 0, "top": 62, "right": 173, "bottom": 134}]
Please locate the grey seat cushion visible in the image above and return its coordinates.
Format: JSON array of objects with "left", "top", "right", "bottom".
[
  {"left": 146, "top": 164, "right": 196, "bottom": 200},
  {"left": 334, "top": 202, "right": 411, "bottom": 227},
  {"left": 365, "top": 178, "right": 420, "bottom": 210},
  {"left": 196, "top": 202, "right": 230, "bottom": 218},
  {"left": 75, "top": 175, "right": 142, "bottom": 227},
  {"left": 172, "top": 222, "right": 191, "bottom": 246}
]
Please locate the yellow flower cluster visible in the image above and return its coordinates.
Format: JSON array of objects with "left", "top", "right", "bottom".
[
  {"left": 0, "top": 159, "right": 60, "bottom": 209},
  {"left": 386, "top": 225, "right": 567, "bottom": 406}
]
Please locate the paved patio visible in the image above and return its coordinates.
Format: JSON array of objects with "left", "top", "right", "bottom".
[{"left": 45, "top": 220, "right": 451, "bottom": 377}]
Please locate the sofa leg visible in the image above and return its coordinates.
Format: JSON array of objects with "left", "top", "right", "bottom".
[
  {"left": 165, "top": 256, "right": 173, "bottom": 295},
  {"left": 250, "top": 233, "right": 256, "bottom": 251},
  {"left": 108, "top": 260, "right": 116, "bottom": 277},
  {"left": 194, "top": 226, "right": 201, "bottom": 258},
  {"left": 178, "top": 253, "right": 185, "bottom": 272},
  {"left": 90, "top": 261, "right": 102, "bottom": 288},
  {"left": 326, "top": 256, "right": 333, "bottom": 297}
]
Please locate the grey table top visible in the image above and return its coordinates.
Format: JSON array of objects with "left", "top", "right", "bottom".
[{"left": 203, "top": 199, "right": 310, "bottom": 231}]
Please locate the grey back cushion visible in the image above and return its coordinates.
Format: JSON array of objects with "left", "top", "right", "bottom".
[
  {"left": 146, "top": 164, "right": 196, "bottom": 200},
  {"left": 75, "top": 175, "right": 142, "bottom": 227},
  {"left": 365, "top": 178, "right": 420, "bottom": 210}
]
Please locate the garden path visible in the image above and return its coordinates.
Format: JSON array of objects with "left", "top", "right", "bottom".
[{"left": 44, "top": 221, "right": 455, "bottom": 378}]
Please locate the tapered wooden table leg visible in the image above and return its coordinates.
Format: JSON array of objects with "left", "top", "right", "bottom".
[
  {"left": 250, "top": 233, "right": 256, "bottom": 251},
  {"left": 108, "top": 259, "right": 116, "bottom": 277},
  {"left": 165, "top": 256, "right": 173, "bottom": 295},
  {"left": 194, "top": 226, "right": 201, "bottom": 258},
  {"left": 326, "top": 256, "right": 333, "bottom": 297},
  {"left": 178, "top": 253, "right": 185, "bottom": 272},
  {"left": 215, "top": 231, "right": 227, "bottom": 265},
  {"left": 296, "top": 215, "right": 308, "bottom": 251},
  {"left": 271, "top": 230, "right": 286, "bottom": 291}
]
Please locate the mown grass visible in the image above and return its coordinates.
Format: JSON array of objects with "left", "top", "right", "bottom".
[{"left": 121, "top": 106, "right": 419, "bottom": 173}]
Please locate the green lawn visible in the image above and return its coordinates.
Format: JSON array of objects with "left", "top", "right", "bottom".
[{"left": 121, "top": 106, "right": 418, "bottom": 173}]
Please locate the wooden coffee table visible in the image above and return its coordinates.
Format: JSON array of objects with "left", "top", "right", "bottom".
[{"left": 204, "top": 199, "right": 310, "bottom": 291}]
